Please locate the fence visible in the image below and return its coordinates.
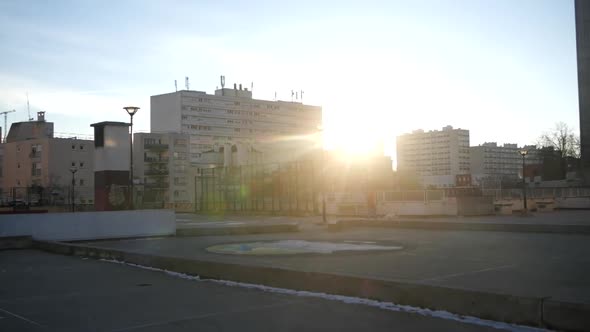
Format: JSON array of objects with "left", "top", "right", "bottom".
[
  {"left": 482, "top": 187, "right": 590, "bottom": 200},
  {"left": 195, "top": 161, "right": 319, "bottom": 214},
  {"left": 0, "top": 186, "right": 94, "bottom": 212}
]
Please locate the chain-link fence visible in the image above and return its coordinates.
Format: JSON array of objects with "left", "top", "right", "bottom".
[
  {"left": 0, "top": 185, "right": 95, "bottom": 212},
  {"left": 195, "top": 161, "right": 320, "bottom": 214}
]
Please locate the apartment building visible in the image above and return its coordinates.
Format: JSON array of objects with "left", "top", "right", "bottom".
[
  {"left": 150, "top": 83, "right": 322, "bottom": 167},
  {"left": 0, "top": 112, "right": 94, "bottom": 204},
  {"left": 470, "top": 142, "right": 543, "bottom": 186},
  {"left": 396, "top": 125, "right": 470, "bottom": 188},
  {"left": 133, "top": 132, "right": 191, "bottom": 207}
]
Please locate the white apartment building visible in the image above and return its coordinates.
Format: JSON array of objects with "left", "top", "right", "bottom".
[
  {"left": 396, "top": 125, "right": 470, "bottom": 188},
  {"left": 150, "top": 84, "right": 322, "bottom": 167},
  {"left": 470, "top": 142, "right": 542, "bottom": 186},
  {"left": 0, "top": 112, "right": 94, "bottom": 204},
  {"left": 133, "top": 132, "right": 191, "bottom": 208}
]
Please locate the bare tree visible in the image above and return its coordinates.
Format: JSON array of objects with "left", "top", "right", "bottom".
[{"left": 538, "top": 122, "right": 580, "bottom": 158}]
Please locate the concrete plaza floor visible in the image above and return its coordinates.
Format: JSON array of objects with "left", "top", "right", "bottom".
[
  {"left": 88, "top": 226, "right": 590, "bottom": 305},
  {"left": 0, "top": 250, "right": 508, "bottom": 332}
]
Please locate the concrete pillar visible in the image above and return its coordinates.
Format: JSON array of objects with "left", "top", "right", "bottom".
[{"left": 90, "top": 121, "right": 130, "bottom": 211}]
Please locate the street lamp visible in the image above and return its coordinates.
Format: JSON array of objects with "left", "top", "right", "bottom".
[
  {"left": 317, "top": 125, "right": 327, "bottom": 224},
  {"left": 519, "top": 150, "right": 528, "bottom": 213},
  {"left": 69, "top": 166, "right": 78, "bottom": 212},
  {"left": 123, "top": 106, "right": 140, "bottom": 209}
]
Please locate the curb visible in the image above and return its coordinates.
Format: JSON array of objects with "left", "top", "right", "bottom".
[
  {"left": 176, "top": 223, "right": 299, "bottom": 236},
  {"left": 33, "top": 240, "right": 589, "bottom": 331},
  {"left": 0, "top": 236, "right": 33, "bottom": 250},
  {"left": 329, "top": 219, "right": 590, "bottom": 235}
]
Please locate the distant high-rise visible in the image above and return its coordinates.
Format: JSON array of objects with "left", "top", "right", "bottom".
[
  {"left": 575, "top": 0, "right": 590, "bottom": 179},
  {"left": 396, "top": 125, "right": 470, "bottom": 188},
  {"left": 150, "top": 84, "right": 322, "bottom": 167}
]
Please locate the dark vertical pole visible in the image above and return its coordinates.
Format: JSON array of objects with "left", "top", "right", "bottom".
[
  {"left": 71, "top": 171, "right": 75, "bottom": 212},
  {"left": 522, "top": 154, "right": 527, "bottom": 212},
  {"left": 278, "top": 163, "right": 282, "bottom": 213},
  {"left": 205, "top": 171, "right": 209, "bottom": 211},
  {"left": 295, "top": 162, "right": 299, "bottom": 212},
  {"left": 271, "top": 164, "right": 275, "bottom": 213},
  {"left": 239, "top": 165, "right": 243, "bottom": 211},
  {"left": 129, "top": 115, "right": 134, "bottom": 210},
  {"left": 322, "top": 152, "right": 327, "bottom": 223},
  {"left": 194, "top": 175, "right": 198, "bottom": 213}
]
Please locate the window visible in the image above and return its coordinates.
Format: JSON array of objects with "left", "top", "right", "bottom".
[
  {"left": 17, "top": 163, "right": 20, "bottom": 169},
  {"left": 71, "top": 162, "right": 76, "bottom": 167},
  {"left": 72, "top": 144, "right": 76, "bottom": 150},
  {"left": 79, "top": 179, "right": 85, "bottom": 186},
  {"left": 80, "top": 145, "right": 84, "bottom": 150},
  {"left": 80, "top": 162, "right": 85, "bottom": 168}
]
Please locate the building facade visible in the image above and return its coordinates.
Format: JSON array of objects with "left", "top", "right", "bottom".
[
  {"left": 575, "top": 0, "right": 590, "bottom": 180},
  {"left": 0, "top": 112, "right": 94, "bottom": 205},
  {"left": 470, "top": 143, "right": 544, "bottom": 187},
  {"left": 133, "top": 132, "right": 191, "bottom": 208},
  {"left": 396, "top": 125, "right": 470, "bottom": 188},
  {"left": 150, "top": 85, "right": 322, "bottom": 167}
]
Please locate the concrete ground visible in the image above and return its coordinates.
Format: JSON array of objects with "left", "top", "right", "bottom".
[
  {"left": 88, "top": 226, "right": 590, "bottom": 305},
  {"left": 176, "top": 210, "right": 590, "bottom": 227},
  {"left": 0, "top": 250, "right": 509, "bottom": 332},
  {"left": 392, "top": 210, "right": 590, "bottom": 225}
]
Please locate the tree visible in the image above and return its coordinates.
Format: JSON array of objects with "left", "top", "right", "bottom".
[
  {"left": 537, "top": 122, "right": 581, "bottom": 179},
  {"left": 538, "top": 122, "right": 580, "bottom": 159}
]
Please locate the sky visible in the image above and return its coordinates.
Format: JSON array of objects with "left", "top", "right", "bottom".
[{"left": 0, "top": 0, "right": 580, "bottom": 166}]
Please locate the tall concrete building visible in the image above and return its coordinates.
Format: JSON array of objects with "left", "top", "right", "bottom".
[
  {"left": 0, "top": 112, "right": 94, "bottom": 204},
  {"left": 576, "top": 0, "right": 590, "bottom": 180},
  {"left": 133, "top": 132, "right": 191, "bottom": 208},
  {"left": 470, "top": 143, "right": 542, "bottom": 186},
  {"left": 150, "top": 83, "right": 322, "bottom": 167},
  {"left": 396, "top": 125, "right": 470, "bottom": 188}
]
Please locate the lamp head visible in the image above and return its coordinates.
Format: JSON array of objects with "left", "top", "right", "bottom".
[
  {"left": 69, "top": 166, "right": 78, "bottom": 174},
  {"left": 519, "top": 150, "right": 528, "bottom": 156},
  {"left": 123, "top": 106, "right": 140, "bottom": 116}
]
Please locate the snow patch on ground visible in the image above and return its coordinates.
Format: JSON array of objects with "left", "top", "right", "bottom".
[{"left": 99, "top": 258, "right": 549, "bottom": 332}]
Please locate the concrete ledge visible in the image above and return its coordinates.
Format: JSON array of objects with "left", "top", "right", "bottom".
[
  {"left": 176, "top": 223, "right": 299, "bottom": 236},
  {"left": 0, "top": 236, "right": 32, "bottom": 250},
  {"left": 329, "top": 219, "right": 590, "bottom": 235},
  {"left": 33, "top": 240, "right": 589, "bottom": 331},
  {"left": 543, "top": 299, "right": 590, "bottom": 331}
]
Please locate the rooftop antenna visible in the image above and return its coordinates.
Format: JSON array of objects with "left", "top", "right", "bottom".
[
  {"left": 301, "top": 90, "right": 304, "bottom": 102},
  {"left": 0, "top": 109, "right": 16, "bottom": 143},
  {"left": 27, "top": 93, "right": 33, "bottom": 121},
  {"left": 291, "top": 90, "right": 294, "bottom": 102},
  {"left": 185, "top": 77, "right": 189, "bottom": 90},
  {"left": 174, "top": 80, "right": 178, "bottom": 92},
  {"left": 251, "top": 82, "right": 253, "bottom": 92},
  {"left": 220, "top": 75, "right": 225, "bottom": 96},
  {"left": 274, "top": 91, "right": 277, "bottom": 101}
]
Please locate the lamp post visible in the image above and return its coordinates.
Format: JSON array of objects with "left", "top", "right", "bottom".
[
  {"left": 69, "top": 166, "right": 77, "bottom": 212},
  {"left": 124, "top": 106, "right": 140, "bottom": 209},
  {"left": 519, "top": 150, "right": 528, "bottom": 213},
  {"left": 317, "top": 126, "right": 327, "bottom": 224}
]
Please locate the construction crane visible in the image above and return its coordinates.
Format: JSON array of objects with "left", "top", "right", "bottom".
[{"left": 1, "top": 109, "right": 16, "bottom": 143}]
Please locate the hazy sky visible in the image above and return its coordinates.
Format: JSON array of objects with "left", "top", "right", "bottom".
[{"left": 0, "top": 0, "right": 580, "bottom": 161}]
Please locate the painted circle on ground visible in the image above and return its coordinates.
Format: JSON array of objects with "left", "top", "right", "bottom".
[{"left": 206, "top": 240, "right": 403, "bottom": 255}]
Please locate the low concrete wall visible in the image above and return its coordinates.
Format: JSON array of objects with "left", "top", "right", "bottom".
[
  {"left": 0, "top": 209, "right": 175, "bottom": 241},
  {"left": 378, "top": 200, "right": 458, "bottom": 217},
  {"left": 35, "top": 240, "right": 590, "bottom": 331},
  {"left": 177, "top": 223, "right": 299, "bottom": 236},
  {"left": 556, "top": 197, "right": 590, "bottom": 209},
  {"left": 457, "top": 196, "right": 494, "bottom": 216},
  {"left": 329, "top": 219, "right": 590, "bottom": 235}
]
